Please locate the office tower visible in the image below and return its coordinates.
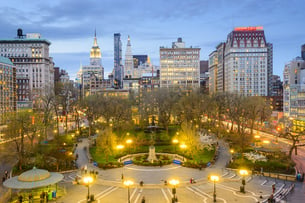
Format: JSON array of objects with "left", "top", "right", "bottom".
[
  {"left": 0, "top": 56, "right": 16, "bottom": 117},
  {"left": 209, "top": 27, "right": 273, "bottom": 96},
  {"left": 0, "top": 29, "right": 54, "bottom": 108},
  {"left": 114, "top": 33, "right": 123, "bottom": 88},
  {"left": 76, "top": 31, "right": 104, "bottom": 95},
  {"left": 208, "top": 51, "right": 218, "bottom": 93},
  {"left": 160, "top": 38, "right": 200, "bottom": 89},
  {"left": 283, "top": 54, "right": 305, "bottom": 118},
  {"left": 124, "top": 35, "right": 134, "bottom": 79}
]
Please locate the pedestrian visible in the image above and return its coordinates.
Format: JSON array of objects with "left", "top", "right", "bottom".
[
  {"left": 141, "top": 196, "right": 145, "bottom": 203},
  {"left": 18, "top": 195, "right": 23, "bottom": 203},
  {"left": 4, "top": 170, "right": 8, "bottom": 179},
  {"left": 29, "top": 193, "right": 33, "bottom": 203}
]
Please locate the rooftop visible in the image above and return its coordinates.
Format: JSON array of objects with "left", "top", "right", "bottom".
[{"left": 0, "top": 56, "right": 14, "bottom": 65}]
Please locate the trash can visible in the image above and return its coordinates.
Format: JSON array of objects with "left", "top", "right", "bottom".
[{"left": 52, "top": 191, "right": 56, "bottom": 198}]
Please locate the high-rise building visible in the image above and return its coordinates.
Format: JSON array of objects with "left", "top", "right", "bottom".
[
  {"left": 200, "top": 60, "right": 209, "bottom": 92},
  {"left": 283, "top": 55, "right": 305, "bottom": 118},
  {"left": 0, "top": 56, "right": 16, "bottom": 117},
  {"left": 114, "top": 33, "right": 123, "bottom": 88},
  {"left": 124, "top": 36, "right": 134, "bottom": 79},
  {"left": 160, "top": 38, "right": 200, "bottom": 89},
  {"left": 208, "top": 51, "right": 218, "bottom": 93},
  {"left": 271, "top": 75, "right": 283, "bottom": 96},
  {"left": 76, "top": 31, "right": 104, "bottom": 96},
  {"left": 0, "top": 29, "right": 54, "bottom": 107},
  {"left": 209, "top": 26, "right": 273, "bottom": 96}
]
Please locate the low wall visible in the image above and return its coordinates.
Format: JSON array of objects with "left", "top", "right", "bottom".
[{"left": 118, "top": 153, "right": 187, "bottom": 163}]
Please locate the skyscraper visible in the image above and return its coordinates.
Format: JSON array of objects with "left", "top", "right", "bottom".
[
  {"left": 124, "top": 35, "right": 134, "bottom": 79},
  {"left": 160, "top": 38, "right": 200, "bottom": 89},
  {"left": 209, "top": 26, "right": 273, "bottom": 96},
  {"left": 114, "top": 33, "right": 123, "bottom": 88},
  {"left": 283, "top": 54, "right": 305, "bottom": 118},
  {"left": 76, "top": 31, "right": 104, "bottom": 96}
]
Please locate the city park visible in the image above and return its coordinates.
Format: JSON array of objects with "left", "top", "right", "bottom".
[{"left": 1, "top": 88, "right": 300, "bottom": 202}]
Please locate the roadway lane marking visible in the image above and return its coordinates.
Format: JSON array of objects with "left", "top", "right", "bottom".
[
  {"left": 189, "top": 186, "right": 227, "bottom": 203},
  {"left": 124, "top": 165, "right": 182, "bottom": 171},
  {"left": 128, "top": 188, "right": 138, "bottom": 203},
  {"left": 134, "top": 188, "right": 143, "bottom": 203},
  {"left": 216, "top": 183, "right": 259, "bottom": 202},
  {"left": 96, "top": 186, "right": 119, "bottom": 201},
  {"left": 261, "top": 180, "right": 268, "bottom": 186},
  {"left": 167, "top": 188, "right": 173, "bottom": 197},
  {"left": 161, "top": 188, "right": 170, "bottom": 203},
  {"left": 186, "top": 186, "right": 208, "bottom": 202}
]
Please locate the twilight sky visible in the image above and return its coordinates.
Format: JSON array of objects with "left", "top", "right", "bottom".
[{"left": 1, "top": 0, "right": 304, "bottom": 80}]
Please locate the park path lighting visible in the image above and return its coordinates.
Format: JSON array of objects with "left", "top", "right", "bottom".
[
  {"left": 169, "top": 179, "right": 179, "bottom": 203},
  {"left": 172, "top": 139, "right": 179, "bottom": 153},
  {"left": 239, "top": 169, "right": 248, "bottom": 193},
  {"left": 124, "top": 180, "right": 134, "bottom": 203},
  {"left": 116, "top": 144, "right": 125, "bottom": 180},
  {"left": 83, "top": 175, "right": 94, "bottom": 202},
  {"left": 210, "top": 175, "right": 219, "bottom": 202}
]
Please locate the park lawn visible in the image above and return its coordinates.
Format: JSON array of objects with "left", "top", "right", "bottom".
[{"left": 90, "top": 147, "right": 118, "bottom": 163}]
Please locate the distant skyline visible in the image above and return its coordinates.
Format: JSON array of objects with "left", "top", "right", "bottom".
[{"left": 1, "top": 0, "right": 304, "bottom": 80}]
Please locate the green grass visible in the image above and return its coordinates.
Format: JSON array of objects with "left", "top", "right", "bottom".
[{"left": 89, "top": 147, "right": 118, "bottom": 163}]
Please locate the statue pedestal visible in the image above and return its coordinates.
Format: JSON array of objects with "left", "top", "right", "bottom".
[{"left": 147, "top": 145, "right": 158, "bottom": 163}]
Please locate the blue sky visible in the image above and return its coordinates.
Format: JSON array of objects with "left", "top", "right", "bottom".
[{"left": 1, "top": 0, "right": 304, "bottom": 80}]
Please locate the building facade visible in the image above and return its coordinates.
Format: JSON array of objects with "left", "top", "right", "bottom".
[
  {"left": 124, "top": 36, "right": 134, "bottom": 79},
  {"left": 209, "top": 27, "right": 273, "bottom": 96},
  {"left": 76, "top": 31, "right": 104, "bottom": 96},
  {"left": 283, "top": 56, "right": 305, "bottom": 118},
  {"left": 0, "top": 29, "right": 54, "bottom": 107},
  {"left": 0, "top": 56, "right": 16, "bottom": 117},
  {"left": 114, "top": 33, "right": 123, "bottom": 88},
  {"left": 208, "top": 51, "right": 218, "bottom": 93},
  {"left": 160, "top": 38, "right": 200, "bottom": 89}
]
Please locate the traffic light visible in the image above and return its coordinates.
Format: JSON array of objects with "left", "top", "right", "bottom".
[{"left": 276, "top": 126, "right": 281, "bottom": 132}]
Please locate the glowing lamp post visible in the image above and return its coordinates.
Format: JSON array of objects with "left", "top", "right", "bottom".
[
  {"left": 169, "top": 179, "right": 179, "bottom": 203},
  {"left": 116, "top": 144, "right": 125, "bottom": 180},
  {"left": 83, "top": 175, "right": 94, "bottom": 202},
  {"left": 239, "top": 169, "right": 248, "bottom": 193},
  {"left": 124, "top": 180, "right": 134, "bottom": 203},
  {"left": 210, "top": 175, "right": 219, "bottom": 202},
  {"left": 172, "top": 139, "right": 179, "bottom": 153}
]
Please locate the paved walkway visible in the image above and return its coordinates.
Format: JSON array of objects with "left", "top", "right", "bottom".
[{"left": 73, "top": 137, "right": 232, "bottom": 186}]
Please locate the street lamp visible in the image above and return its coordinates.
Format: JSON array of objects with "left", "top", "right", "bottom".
[
  {"left": 169, "top": 179, "right": 179, "bottom": 203},
  {"left": 239, "top": 169, "right": 248, "bottom": 193},
  {"left": 124, "top": 180, "right": 134, "bottom": 203},
  {"left": 116, "top": 145, "right": 125, "bottom": 180},
  {"left": 210, "top": 175, "right": 219, "bottom": 202},
  {"left": 83, "top": 175, "right": 94, "bottom": 202},
  {"left": 172, "top": 139, "right": 179, "bottom": 153}
]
